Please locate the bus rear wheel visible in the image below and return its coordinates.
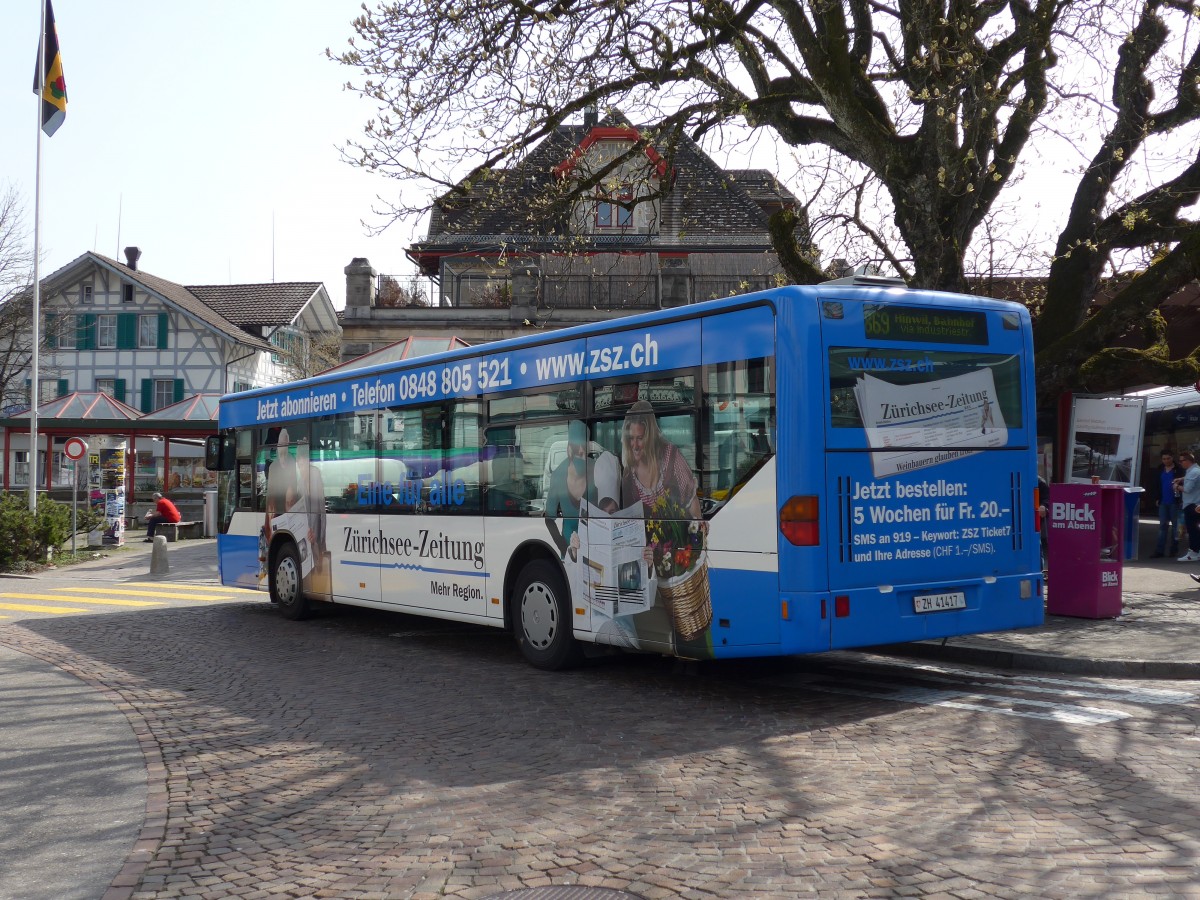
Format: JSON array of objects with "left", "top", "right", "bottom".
[
  {"left": 271, "top": 542, "right": 310, "bottom": 621},
  {"left": 513, "top": 560, "right": 582, "bottom": 670}
]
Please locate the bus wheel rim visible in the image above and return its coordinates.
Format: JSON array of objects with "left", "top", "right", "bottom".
[
  {"left": 521, "top": 581, "right": 557, "bottom": 649},
  {"left": 277, "top": 557, "right": 299, "bottom": 605}
]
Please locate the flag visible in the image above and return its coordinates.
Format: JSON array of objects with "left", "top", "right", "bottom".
[{"left": 33, "top": 0, "right": 67, "bottom": 137}]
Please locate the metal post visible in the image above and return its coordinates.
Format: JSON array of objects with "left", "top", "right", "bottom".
[{"left": 71, "top": 459, "right": 77, "bottom": 554}]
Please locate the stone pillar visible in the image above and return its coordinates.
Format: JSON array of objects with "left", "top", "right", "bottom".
[
  {"left": 150, "top": 535, "right": 170, "bottom": 574},
  {"left": 344, "top": 258, "right": 377, "bottom": 315},
  {"left": 511, "top": 263, "right": 540, "bottom": 321}
]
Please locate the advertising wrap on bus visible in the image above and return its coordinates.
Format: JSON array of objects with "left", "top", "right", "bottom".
[
  {"left": 211, "top": 283, "right": 1042, "bottom": 669},
  {"left": 223, "top": 311, "right": 774, "bottom": 429}
]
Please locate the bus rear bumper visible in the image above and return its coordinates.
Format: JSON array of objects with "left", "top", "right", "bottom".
[{"left": 820, "top": 573, "right": 1045, "bottom": 651}]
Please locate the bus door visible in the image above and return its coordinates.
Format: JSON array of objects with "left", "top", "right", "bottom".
[
  {"left": 821, "top": 301, "right": 1039, "bottom": 647},
  {"left": 315, "top": 413, "right": 382, "bottom": 605}
]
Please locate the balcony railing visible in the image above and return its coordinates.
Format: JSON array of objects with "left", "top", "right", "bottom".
[{"left": 411, "top": 274, "right": 777, "bottom": 310}]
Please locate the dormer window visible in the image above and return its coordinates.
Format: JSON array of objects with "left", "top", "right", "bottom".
[{"left": 596, "top": 183, "right": 633, "bottom": 228}]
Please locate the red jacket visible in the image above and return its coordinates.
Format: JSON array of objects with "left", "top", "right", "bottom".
[{"left": 156, "top": 497, "right": 181, "bottom": 522}]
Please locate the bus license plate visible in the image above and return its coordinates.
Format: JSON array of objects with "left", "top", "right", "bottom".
[{"left": 913, "top": 591, "right": 966, "bottom": 613}]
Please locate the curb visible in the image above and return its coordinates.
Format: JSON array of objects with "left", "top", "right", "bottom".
[{"left": 873, "top": 641, "right": 1200, "bottom": 680}]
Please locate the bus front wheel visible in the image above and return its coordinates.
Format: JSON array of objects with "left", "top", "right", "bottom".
[
  {"left": 513, "top": 560, "right": 582, "bottom": 670},
  {"left": 271, "top": 542, "right": 309, "bottom": 621}
]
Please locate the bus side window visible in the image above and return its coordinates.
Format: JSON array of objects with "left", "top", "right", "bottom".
[
  {"left": 485, "top": 421, "right": 563, "bottom": 516},
  {"left": 702, "top": 357, "right": 775, "bottom": 506},
  {"left": 447, "top": 400, "right": 483, "bottom": 514}
]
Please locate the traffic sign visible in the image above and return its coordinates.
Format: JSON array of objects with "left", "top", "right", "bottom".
[{"left": 64, "top": 437, "right": 88, "bottom": 460}]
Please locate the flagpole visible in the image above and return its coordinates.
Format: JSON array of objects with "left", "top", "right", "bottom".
[{"left": 30, "top": 0, "right": 46, "bottom": 513}]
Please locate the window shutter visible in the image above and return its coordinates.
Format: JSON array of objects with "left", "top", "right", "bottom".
[
  {"left": 45, "top": 313, "right": 58, "bottom": 349},
  {"left": 141, "top": 378, "right": 153, "bottom": 413},
  {"left": 117, "top": 313, "right": 138, "bottom": 349},
  {"left": 78, "top": 314, "right": 96, "bottom": 350},
  {"left": 174, "top": 379, "right": 185, "bottom": 403},
  {"left": 158, "top": 313, "right": 169, "bottom": 349},
  {"left": 57, "top": 379, "right": 68, "bottom": 397},
  {"left": 113, "top": 379, "right": 126, "bottom": 403}
]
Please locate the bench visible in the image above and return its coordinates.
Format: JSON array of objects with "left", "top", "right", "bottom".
[{"left": 156, "top": 520, "right": 203, "bottom": 542}]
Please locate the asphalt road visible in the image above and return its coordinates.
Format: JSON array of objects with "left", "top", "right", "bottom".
[{"left": 0, "top": 545, "right": 1198, "bottom": 898}]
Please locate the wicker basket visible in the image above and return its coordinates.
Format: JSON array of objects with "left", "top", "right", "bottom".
[{"left": 657, "top": 551, "right": 712, "bottom": 641}]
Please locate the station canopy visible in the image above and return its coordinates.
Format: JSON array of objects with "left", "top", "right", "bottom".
[{"left": 322, "top": 335, "right": 470, "bottom": 375}]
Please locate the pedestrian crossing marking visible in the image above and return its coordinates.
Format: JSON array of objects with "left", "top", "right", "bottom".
[
  {"left": 57, "top": 586, "right": 255, "bottom": 601},
  {"left": 0, "top": 592, "right": 159, "bottom": 607},
  {"left": 0, "top": 601, "right": 90, "bottom": 614},
  {"left": 121, "top": 585, "right": 262, "bottom": 600}
]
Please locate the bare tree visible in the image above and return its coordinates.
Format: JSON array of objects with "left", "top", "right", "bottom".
[
  {"left": 332, "top": 0, "right": 1199, "bottom": 404},
  {"left": 0, "top": 186, "right": 36, "bottom": 412},
  {"left": 274, "top": 329, "right": 344, "bottom": 380},
  {"left": 376, "top": 275, "right": 429, "bottom": 308}
]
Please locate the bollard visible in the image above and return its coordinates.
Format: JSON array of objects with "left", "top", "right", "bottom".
[{"left": 149, "top": 534, "right": 170, "bottom": 575}]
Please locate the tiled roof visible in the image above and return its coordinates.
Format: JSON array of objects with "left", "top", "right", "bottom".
[
  {"left": 416, "top": 111, "right": 777, "bottom": 247},
  {"left": 187, "top": 283, "right": 322, "bottom": 327},
  {"left": 725, "top": 169, "right": 800, "bottom": 207},
  {"left": 85, "top": 254, "right": 272, "bottom": 349},
  {"left": 38, "top": 253, "right": 324, "bottom": 349}
]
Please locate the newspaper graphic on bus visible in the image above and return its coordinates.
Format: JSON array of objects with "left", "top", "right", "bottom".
[
  {"left": 855, "top": 368, "right": 1008, "bottom": 477},
  {"left": 573, "top": 500, "right": 656, "bottom": 617},
  {"left": 269, "top": 506, "right": 315, "bottom": 579}
]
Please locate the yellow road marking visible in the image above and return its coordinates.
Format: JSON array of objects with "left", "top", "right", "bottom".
[
  {"left": 59, "top": 586, "right": 250, "bottom": 601},
  {"left": 0, "top": 592, "right": 159, "bottom": 607},
  {"left": 0, "top": 601, "right": 90, "bottom": 614},
  {"left": 123, "top": 585, "right": 261, "bottom": 600}
]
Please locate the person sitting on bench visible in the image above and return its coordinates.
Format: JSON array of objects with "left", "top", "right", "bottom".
[{"left": 144, "top": 492, "right": 181, "bottom": 541}]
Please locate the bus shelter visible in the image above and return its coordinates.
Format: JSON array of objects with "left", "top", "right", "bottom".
[{"left": 0, "top": 391, "right": 219, "bottom": 522}]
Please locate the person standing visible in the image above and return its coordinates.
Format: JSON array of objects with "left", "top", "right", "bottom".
[
  {"left": 144, "top": 491, "right": 181, "bottom": 541},
  {"left": 1037, "top": 475, "right": 1049, "bottom": 573},
  {"left": 1176, "top": 450, "right": 1200, "bottom": 561},
  {"left": 1150, "top": 450, "right": 1183, "bottom": 558}
]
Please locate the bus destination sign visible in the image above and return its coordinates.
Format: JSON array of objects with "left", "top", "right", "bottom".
[{"left": 864, "top": 305, "right": 988, "bottom": 345}]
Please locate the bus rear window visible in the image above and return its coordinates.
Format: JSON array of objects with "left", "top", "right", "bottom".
[{"left": 828, "top": 348, "right": 1023, "bottom": 437}]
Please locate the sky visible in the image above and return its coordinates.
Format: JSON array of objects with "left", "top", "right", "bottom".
[
  {"left": 2, "top": 1, "right": 423, "bottom": 310},
  {"left": 4, "top": 3, "right": 1190, "bottom": 310}
]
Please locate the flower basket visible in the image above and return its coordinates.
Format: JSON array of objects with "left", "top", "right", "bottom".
[{"left": 657, "top": 549, "right": 712, "bottom": 641}]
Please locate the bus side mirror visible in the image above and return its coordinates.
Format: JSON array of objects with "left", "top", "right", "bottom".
[{"left": 205, "top": 434, "right": 235, "bottom": 471}]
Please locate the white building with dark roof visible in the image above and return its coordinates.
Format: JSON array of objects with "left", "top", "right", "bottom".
[
  {"left": 5, "top": 247, "right": 338, "bottom": 504},
  {"left": 31, "top": 247, "right": 337, "bottom": 409}
]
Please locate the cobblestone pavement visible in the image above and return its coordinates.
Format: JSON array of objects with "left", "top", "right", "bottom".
[{"left": 3, "top": 593, "right": 1199, "bottom": 900}]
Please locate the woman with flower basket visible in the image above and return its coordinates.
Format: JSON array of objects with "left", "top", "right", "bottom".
[{"left": 620, "top": 400, "right": 713, "bottom": 655}]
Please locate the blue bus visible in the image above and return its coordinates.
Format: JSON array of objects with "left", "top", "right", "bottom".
[{"left": 205, "top": 278, "right": 1043, "bottom": 668}]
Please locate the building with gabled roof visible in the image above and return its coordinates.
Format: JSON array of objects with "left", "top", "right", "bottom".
[
  {"left": 29, "top": 247, "right": 338, "bottom": 409},
  {"left": 5, "top": 247, "right": 339, "bottom": 510},
  {"left": 340, "top": 109, "right": 808, "bottom": 357}
]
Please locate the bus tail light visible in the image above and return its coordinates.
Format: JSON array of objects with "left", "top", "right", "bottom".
[
  {"left": 780, "top": 495, "right": 819, "bottom": 545},
  {"left": 1034, "top": 486, "right": 1042, "bottom": 532}
]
